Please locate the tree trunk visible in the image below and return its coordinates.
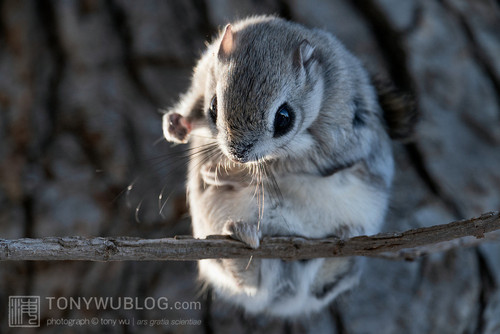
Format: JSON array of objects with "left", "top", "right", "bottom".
[{"left": 0, "top": 0, "right": 499, "bottom": 333}]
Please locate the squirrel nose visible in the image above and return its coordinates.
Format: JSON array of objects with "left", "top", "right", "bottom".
[
  {"left": 228, "top": 142, "right": 254, "bottom": 163},
  {"left": 230, "top": 155, "right": 249, "bottom": 163}
]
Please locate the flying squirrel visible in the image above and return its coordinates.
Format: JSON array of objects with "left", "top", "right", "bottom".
[{"left": 162, "top": 16, "right": 417, "bottom": 317}]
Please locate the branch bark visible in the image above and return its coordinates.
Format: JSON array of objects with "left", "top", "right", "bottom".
[{"left": 1, "top": 212, "right": 499, "bottom": 262}]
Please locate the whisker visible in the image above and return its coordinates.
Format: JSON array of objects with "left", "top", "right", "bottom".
[
  {"left": 244, "top": 255, "right": 254, "bottom": 271},
  {"left": 143, "top": 144, "right": 219, "bottom": 175},
  {"left": 126, "top": 181, "right": 137, "bottom": 209},
  {"left": 250, "top": 166, "right": 260, "bottom": 200},
  {"left": 144, "top": 142, "right": 218, "bottom": 163},
  {"left": 257, "top": 163, "right": 265, "bottom": 229},
  {"left": 263, "top": 163, "right": 283, "bottom": 204},
  {"left": 189, "top": 133, "right": 218, "bottom": 139},
  {"left": 153, "top": 136, "right": 166, "bottom": 146},
  {"left": 116, "top": 141, "right": 219, "bottom": 222},
  {"left": 159, "top": 189, "right": 175, "bottom": 219},
  {"left": 135, "top": 199, "right": 144, "bottom": 223},
  {"left": 158, "top": 183, "right": 168, "bottom": 211},
  {"left": 262, "top": 161, "right": 289, "bottom": 230},
  {"left": 111, "top": 178, "right": 136, "bottom": 205},
  {"left": 185, "top": 146, "right": 222, "bottom": 182}
]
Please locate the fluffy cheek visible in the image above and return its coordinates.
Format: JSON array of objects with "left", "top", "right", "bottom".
[
  {"left": 273, "top": 132, "right": 316, "bottom": 160},
  {"left": 267, "top": 77, "right": 323, "bottom": 159}
]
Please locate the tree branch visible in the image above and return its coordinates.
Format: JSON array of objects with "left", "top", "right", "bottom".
[{"left": 1, "top": 212, "right": 499, "bottom": 262}]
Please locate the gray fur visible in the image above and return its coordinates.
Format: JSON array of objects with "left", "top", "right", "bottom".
[{"left": 162, "top": 16, "right": 413, "bottom": 317}]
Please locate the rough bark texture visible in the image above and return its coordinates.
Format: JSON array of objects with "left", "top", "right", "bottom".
[
  {"left": 2, "top": 212, "right": 500, "bottom": 261},
  {"left": 0, "top": 0, "right": 499, "bottom": 333}
]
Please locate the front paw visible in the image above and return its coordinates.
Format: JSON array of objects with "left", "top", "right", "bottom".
[
  {"left": 162, "top": 112, "right": 192, "bottom": 143},
  {"left": 223, "top": 220, "right": 261, "bottom": 249}
]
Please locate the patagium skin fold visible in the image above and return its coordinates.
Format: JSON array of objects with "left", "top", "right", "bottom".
[{"left": 162, "top": 16, "right": 416, "bottom": 317}]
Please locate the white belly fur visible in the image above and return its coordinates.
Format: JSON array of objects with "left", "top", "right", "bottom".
[{"left": 190, "top": 168, "right": 388, "bottom": 317}]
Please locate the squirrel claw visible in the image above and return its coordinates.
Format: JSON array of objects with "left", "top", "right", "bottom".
[{"left": 223, "top": 220, "right": 261, "bottom": 249}]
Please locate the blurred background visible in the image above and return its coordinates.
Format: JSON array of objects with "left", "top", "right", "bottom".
[{"left": 0, "top": 0, "right": 499, "bottom": 333}]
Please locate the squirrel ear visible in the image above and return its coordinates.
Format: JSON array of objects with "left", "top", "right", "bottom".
[
  {"left": 294, "top": 39, "right": 315, "bottom": 69},
  {"left": 218, "top": 24, "right": 234, "bottom": 59}
]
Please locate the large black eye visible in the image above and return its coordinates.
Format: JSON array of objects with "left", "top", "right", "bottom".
[
  {"left": 273, "top": 103, "right": 295, "bottom": 137},
  {"left": 209, "top": 95, "right": 217, "bottom": 124}
]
